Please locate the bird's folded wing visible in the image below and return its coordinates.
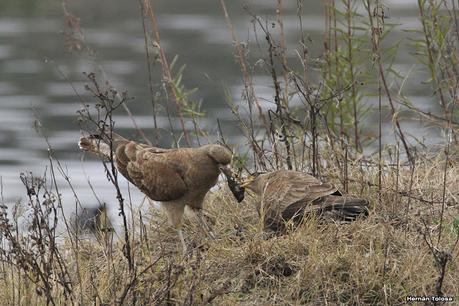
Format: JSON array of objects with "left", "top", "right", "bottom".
[
  {"left": 115, "top": 142, "right": 188, "bottom": 201},
  {"left": 263, "top": 171, "right": 337, "bottom": 220}
]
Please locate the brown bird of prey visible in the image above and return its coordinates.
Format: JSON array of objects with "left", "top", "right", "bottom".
[
  {"left": 78, "top": 132, "right": 232, "bottom": 253},
  {"left": 239, "top": 170, "right": 369, "bottom": 232}
]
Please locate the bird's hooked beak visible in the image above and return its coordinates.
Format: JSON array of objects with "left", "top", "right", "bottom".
[
  {"left": 218, "top": 164, "right": 240, "bottom": 184},
  {"left": 218, "top": 164, "right": 233, "bottom": 177},
  {"left": 240, "top": 175, "right": 256, "bottom": 188}
]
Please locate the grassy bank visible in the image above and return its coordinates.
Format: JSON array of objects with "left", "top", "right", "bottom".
[{"left": 1, "top": 148, "right": 458, "bottom": 305}]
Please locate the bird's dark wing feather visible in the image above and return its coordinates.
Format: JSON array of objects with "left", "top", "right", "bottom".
[
  {"left": 115, "top": 142, "right": 188, "bottom": 201},
  {"left": 314, "top": 195, "right": 369, "bottom": 221}
]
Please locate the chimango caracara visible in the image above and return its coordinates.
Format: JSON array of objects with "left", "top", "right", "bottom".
[
  {"left": 78, "top": 132, "right": 232, "bottom": 253},
  {"left": 239, "top": 170, "right": 369, "bottom": 232}
]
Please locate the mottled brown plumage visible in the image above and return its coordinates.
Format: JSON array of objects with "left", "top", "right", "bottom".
[
  {"left": 241, "top": 170, "right": 369, "bottom": 232},
  {"left": 78, "top": 132, "right": 232, "bottom": 252}
]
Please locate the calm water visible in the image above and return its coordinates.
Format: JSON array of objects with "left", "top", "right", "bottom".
[{"left": 0, "top": 0, "right": 442, "bottom": 223}]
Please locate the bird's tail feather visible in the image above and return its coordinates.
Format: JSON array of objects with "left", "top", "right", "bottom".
[
  {"left": 78, "top": 132, "right": 128, "bottom": 158},
  {"left": 318, "top": 195, "right": 369, "bottom": 221}
]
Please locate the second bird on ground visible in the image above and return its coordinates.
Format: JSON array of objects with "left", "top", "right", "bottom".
[{"left": 239, "top": 170, "right": 369, "bottom": 232}]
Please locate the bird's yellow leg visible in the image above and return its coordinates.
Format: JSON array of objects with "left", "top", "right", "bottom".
[
  {"left": 177, "top": 228, "right": 187, "bottom": 254},
  {"left": 161, "top": 201, "right": 188, "bottom": 254},
  {"left": 195, "top": 209, "right": 217, "bottom": 240}
]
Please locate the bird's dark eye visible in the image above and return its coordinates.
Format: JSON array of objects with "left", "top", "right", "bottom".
[
  {"left": 251, "top": 171, "right": 264, "bottom": 178},
  {"left": 89, "top": 134, "right": 102, "bottom": 139}
]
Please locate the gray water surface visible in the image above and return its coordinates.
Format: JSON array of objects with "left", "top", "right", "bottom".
[{"left": 0, "top": 0, "right": 444, "bottom": 224}]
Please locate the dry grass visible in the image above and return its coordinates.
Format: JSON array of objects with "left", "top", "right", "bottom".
[{"left": 1, "top": 149, "right": 457, "bottom": 305}]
